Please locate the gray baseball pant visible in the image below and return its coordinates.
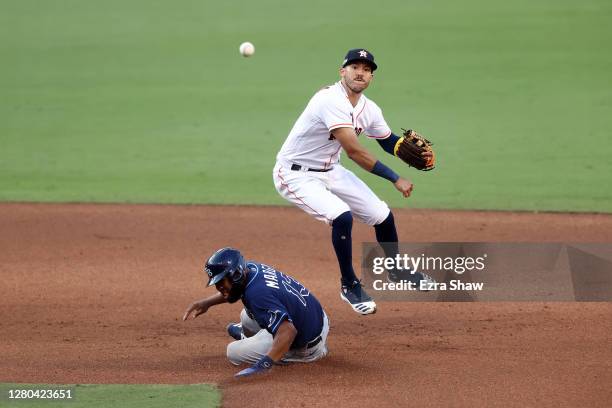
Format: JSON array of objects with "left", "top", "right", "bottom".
[{"left": 226, "top": 308, "right": 329, "bottom": 365}]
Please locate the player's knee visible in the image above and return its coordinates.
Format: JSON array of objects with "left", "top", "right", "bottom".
[
  {"left": 332, "top": 211, "right": 353, "bottom": 229},
  {"left": 369, "top": 204, "right": 391, "bottom": 226},
  {"left": 240, "top": 308, "right": 249, "bottom": 321},
  {"left": 240, "top": 309, "right": 259, "bottom": 337},
  {"left": 226, "top": 341, "right": 242, "bottom": 366},
  {"left": 377, "top": 210, "right": 394, "bottom": 227}
]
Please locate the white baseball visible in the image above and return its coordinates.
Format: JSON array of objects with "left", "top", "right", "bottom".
[{"left": 239, "top": 42, "right": 255, "bottom": 57}]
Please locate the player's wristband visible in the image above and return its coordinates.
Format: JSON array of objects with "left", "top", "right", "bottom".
[
  {"left": 255, "top": 355, "right": 274, "bottom": 369},
  {"left": 253, "top": 356, "right": 274, "bottom": 371},
  {"left": 371, "top": 160, "right": 400, "bottom": 183},
  {"left": 235, "top": 355, "right": 274, "bottom": 377}
]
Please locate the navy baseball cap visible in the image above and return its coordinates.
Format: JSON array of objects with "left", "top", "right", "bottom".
[{"left": 342, "top": 48, "right": 378, "bottom": 71}]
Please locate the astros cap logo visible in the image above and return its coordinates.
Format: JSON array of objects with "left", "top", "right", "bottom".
[{"left": 341, "top": 48, "right": 378, "bottom": 71}]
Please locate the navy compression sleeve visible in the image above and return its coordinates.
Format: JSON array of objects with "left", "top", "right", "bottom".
[{"left": 376, "top": 132, "right": 401, "bottom": 155}]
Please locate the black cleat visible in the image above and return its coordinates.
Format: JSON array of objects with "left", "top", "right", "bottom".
[
  {"left": 226, "top": 322, "right": 244, "bottom": 340},
  {"left": 340, "top": 280, "right": 377, "bottom": 315}
]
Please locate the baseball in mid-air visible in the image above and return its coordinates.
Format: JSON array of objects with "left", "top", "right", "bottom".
[{"left": 239, "top": 41, "right": 255, "bottom": 57}]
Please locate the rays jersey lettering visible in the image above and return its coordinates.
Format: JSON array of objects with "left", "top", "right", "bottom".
[
  {"left": 262, "top": 264, "right": 279, "bottom": 289},
  {"left": 242, "top": 262, "right": 324, "bottom": 348},
  {"left": 277, "top": 81, "right": 391, "bottom": 169}
]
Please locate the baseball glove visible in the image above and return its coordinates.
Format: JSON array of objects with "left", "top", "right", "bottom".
[{"left": 393, "top": 129, "right": 435, "bottom": 171}]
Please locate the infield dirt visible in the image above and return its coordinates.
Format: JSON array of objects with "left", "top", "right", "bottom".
[{"left": 1, "top": 203, "right": 611, "bottom": 407}]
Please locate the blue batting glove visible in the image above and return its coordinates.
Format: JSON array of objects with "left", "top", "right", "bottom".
[{"left": 235, "top": 355, "right": 274, "bottom": 378}]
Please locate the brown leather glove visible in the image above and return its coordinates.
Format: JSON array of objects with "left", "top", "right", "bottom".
[{"left": 394, "top": 129, "right": 435, "bottom": 171}]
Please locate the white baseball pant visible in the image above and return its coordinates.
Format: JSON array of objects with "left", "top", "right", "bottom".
[{"left": 273, "top": 161, "right": 390, "bottom": 225}]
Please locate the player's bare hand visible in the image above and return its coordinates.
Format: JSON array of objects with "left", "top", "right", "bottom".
[
  {"left": 394, "top": 178, "right": 413, "bottom": 198},
  {"left": 182, "top": 300, "right": 210, "bottom": 321}
]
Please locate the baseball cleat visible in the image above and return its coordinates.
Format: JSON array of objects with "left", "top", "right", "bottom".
[
  {"left": 340, "top": 280, "right": 377, "bottom": 315},
  {"left": 387, "top": 269, "right": 436, "bottom": 291},
  {"left": 226, "top": 323, "right": 245, "bottom": 340}
]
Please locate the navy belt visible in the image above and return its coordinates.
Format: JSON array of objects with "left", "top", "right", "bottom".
[
  {"left": 306, "top": 335, "right": 322, "bottom": 348},
  {"left": 291, "top": 163, "right": 331, "bottom": 173},
  {"left": 291, "top": 334, "right": 322, "bottom": 351},
  {"left": 289, "top": 310, "right": 326, "bottom": 350}
]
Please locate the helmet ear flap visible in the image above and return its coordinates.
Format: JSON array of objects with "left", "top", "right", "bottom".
[
  {"left": 231, "top": 265, "right": 245, "bottom": 282},
  {"left": 226, "top": 263, "right": 247, "bottom": 304}
]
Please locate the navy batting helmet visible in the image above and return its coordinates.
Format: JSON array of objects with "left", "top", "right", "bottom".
[{"left": 204, "top": 248, "right": 247, "bottom": 302}]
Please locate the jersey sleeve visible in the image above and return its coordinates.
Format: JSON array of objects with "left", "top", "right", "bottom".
[
  {"left": 248, "top": 295, "right": 292, "bottom": 336},
  {"left": 365, "top": 103, "right": 392, "bottom": 139},
  {"left": 317, "top": 93, "right": 354, "bottom": 132}
]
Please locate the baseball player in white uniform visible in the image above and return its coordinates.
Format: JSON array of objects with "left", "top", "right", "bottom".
[{"left": 273, "top": 48, "right": 434, "bottom": 315}]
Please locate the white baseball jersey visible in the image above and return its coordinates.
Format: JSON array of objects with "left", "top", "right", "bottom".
[{"left": 276, "top": 81, "right": 392, "bottom": 169}]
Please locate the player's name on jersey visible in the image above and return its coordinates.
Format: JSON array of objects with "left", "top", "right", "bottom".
[
  {"left": 372, "top": 279, "right": 484, "bottom": 292},
  {"left": 261, "top": 263, "right": 280, "bottom": 289}
]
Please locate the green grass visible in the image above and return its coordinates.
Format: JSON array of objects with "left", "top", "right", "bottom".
[
  {"left": 1, "top": 0, "right": 611, "bottom": 211},
  {"left": 0, "top": 384, "right": 220, "bottom": 408}
]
